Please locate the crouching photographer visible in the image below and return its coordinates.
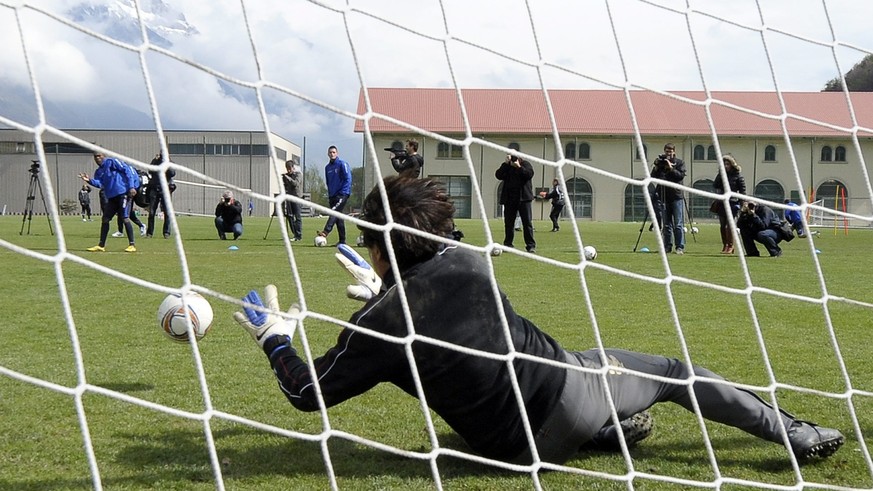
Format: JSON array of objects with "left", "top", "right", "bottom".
[
  {"left": 386, "top": 139, "right": 423, "bottom": 178},
  {"left": 736, "top": 201, "right": 785, "bottom": 257}
]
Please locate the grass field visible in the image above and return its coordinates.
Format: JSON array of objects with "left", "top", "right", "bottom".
[{"left": 1, "top": 214, "right": 872, "bottom": 490}]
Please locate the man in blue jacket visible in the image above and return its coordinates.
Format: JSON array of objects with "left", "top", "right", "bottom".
[
  {"left": 79, "top": 152, "right": 140, "bottom": 252},
  {"left": 317, "top": 145, "right": 352, "bottom": 245}
]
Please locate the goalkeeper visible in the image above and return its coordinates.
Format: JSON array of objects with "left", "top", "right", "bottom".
[{"left": 235, "top": 176, "right": 844, "bottom": 465}]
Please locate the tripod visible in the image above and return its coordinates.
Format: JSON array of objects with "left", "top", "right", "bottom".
[
  {"left": 20, "top": 162, "right": 54, "bottom": 236},
  {"left": 263, "top": 201, "right": 292, "bottom": 240}
]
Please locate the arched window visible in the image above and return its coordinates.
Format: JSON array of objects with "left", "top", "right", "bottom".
[
  {"left": 835, "top": 145, "right": 847, "bottom": 162},
  {"left": 566, "top": 177, "right": 592, "bottom": 219},
  {"left": 821, "top": 146, "right": 832, "bottom": 162},
  {"left": 754, "top": 179, "right": 784, "bottom": 203},
  {"left": 763, "top": 145, "right": 776, "bottom": 162},
  {"left": 816, "top": 180, "right": 848, "bottom": 212},
  {"left": 706, "top": 145, "right": 717, "bottom": 161},
  {"left": 623, "top": 182, "right": 648, "bottom": 222},
  {"left": 692, "top": 179, "right": 714, "bottom": 219},
  {"left": 578, "top": 142, "right": 591, "bottom": 160},
  {"left": 565, "top": 142, "right": 576, "bottom": 160},
  {"left": 693, "top": 145, "right": 705, "bottom": 161},
  {"left": 437, "top": 142, "right": 449, "bottom": 159}
]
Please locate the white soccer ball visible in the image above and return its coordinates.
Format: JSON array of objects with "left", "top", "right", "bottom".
[
  {"left": 157, "top": 292, "right": 214, "bottom": 343},
  {"left": 490, "top": 248, "right": 502, "bottom": 257},
  {"left": 356, "top": 235, "right": 365, "bottom": 247},
  {"left": 314, "top": 235, "right": 328, "bottom": 247},
  {"left": 691, "top": 226, "right": 699, "bottom": 234},
  {"left": 583, "top": 245, "right": 597, "bottom": 260}
]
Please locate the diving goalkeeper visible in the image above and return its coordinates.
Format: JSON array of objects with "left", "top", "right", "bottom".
[{"left": 235, "top": 176, "right": 845, "bottom": 465}]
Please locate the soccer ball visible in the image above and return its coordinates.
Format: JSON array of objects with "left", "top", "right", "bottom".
[
  {"left": 314, "top": 235, "right": 328, "bottom": 247},
  {"left": 691, "top": 226, "right": 699, "bottom": 234},
  {"left": 490, "top": 247, "right": 502, "bottom": 257},
  {"left": 583, "top": 245, "right": 597, "bottom": 260},
  {"left": 356, "top": 235, "right": 365, "bottom": 247},
  {"left": 157, "top": 292, "right": 214, "bottom": 343}
]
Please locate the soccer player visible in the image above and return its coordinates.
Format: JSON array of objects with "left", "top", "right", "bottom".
[
  {"left": 235, "top": 176, "right": 845, "bottom": 465},
  {"left": 79, "top": 152, "right": 140, "bottom": 252},
  {"left": 316, "top": 145, "right": 352, "bottom": 245}
]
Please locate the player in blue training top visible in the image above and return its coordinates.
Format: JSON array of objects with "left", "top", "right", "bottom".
[
  {"left": 316, "top": 145, "right": 352, "bottom": 245},
  {"left": 79, "top": 152, "right": 140, "bottom": 253},
  {"left": 235, "top": 175, "right": 845, "bottom": 466}
]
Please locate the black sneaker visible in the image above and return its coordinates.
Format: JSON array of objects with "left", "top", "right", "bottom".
[
  {"left": 582, "top": 410, "right": 654, "bottom": 452},
  {"left": 787, "top": 421, "right": 844, "bottom": 460}
]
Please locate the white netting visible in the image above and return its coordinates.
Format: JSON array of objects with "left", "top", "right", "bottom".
[{"left": 2, "top": 1, "right": 873, "bottom": 490}]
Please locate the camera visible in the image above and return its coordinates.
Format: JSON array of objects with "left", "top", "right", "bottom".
[
  {"left": 655, "top": 154, "right": 671, "bottom": 166},
  {"left": 224, "top": 197, "right": 232, "bottom": 203},
  {"left": 384, "top": 147, "right": 408, "bottom": 159},
  {"left": 29, "top": 161, "right": 40, "bottom": 174}
]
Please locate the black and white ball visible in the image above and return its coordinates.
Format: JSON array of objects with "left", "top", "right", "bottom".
[
  {"left": 583, "top": 245, "right": 597, "bottom": 261},
  {"left": 314, "top": 235, "right": 328, "bottom": 247}
]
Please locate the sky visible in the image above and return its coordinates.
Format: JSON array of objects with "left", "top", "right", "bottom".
[{"left": 1, "top": 0, "right": 872, "bottom": 169}]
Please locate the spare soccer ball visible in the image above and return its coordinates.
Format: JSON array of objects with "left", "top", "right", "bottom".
[
  {"left": 583, "top": 245, "right": 597, "bottom": 261},
  {"left": 490, "top": 247, "right": 502, "bottom": 257},
  {"left": 157, "top": 292, "right": 214, "bottom": 343},
  {"left": 356, "top": 235, "right": 365, "bottom": 247},
  {"left": 314, "top": 235, "right": 328, "bottom": 247},
  {"left": 691, "top": 226, "right": 699, "bottom": 234}
]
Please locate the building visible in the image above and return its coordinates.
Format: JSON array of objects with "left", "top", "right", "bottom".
[
  {"left": 355, "top": 89, "right": 873, "bottom": 225},
  {"left": 0, "top": 129, "right": 300, "bottom": 217}
]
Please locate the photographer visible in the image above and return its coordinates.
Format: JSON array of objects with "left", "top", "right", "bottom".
[
  {"left": 215, "top": 190, "right": 244, "bottom": 240},
  {"left": 736, "top": 201, "right": 783, "bottom": 257},
  {"left": 387, "top": 139, "right": 423, "bottom": 178},
  {"left": 651, "top": 143, "right": 687, "bottom": 254},
  {"left": 145, "top": 152, "right": 176, "bottom": 239},
  {"left": 282, "top": 159, "right": 303, "bottom": 241},
  {"left": 496, "top": 153, "right": 536, "bottom": 253}
]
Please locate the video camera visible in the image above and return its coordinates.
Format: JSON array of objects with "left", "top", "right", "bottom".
[
  {"left": 655, "top": 154, "right": 672, "bottom": 166},
  {"left": 29, "top": 160, "right": 40, "bottom": 174},
  {"left": 384, "top": 147, "right": 408, "bottom": 159}
]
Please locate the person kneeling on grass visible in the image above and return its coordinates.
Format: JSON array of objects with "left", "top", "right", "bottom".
[{"left": 234, "top": 176, "right": 845, "bottom": 465}]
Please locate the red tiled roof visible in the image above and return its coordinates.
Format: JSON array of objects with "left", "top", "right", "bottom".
[{"left": 354, "top": 88, "right": 873, "bottom": 138}]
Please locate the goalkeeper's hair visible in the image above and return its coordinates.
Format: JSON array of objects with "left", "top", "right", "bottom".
[{"left": 360, "top": 176, "right": 455, "bottom": 270}]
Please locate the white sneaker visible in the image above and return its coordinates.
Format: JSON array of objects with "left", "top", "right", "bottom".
[
  {"left": 139, "top": 225, "right": 146, "bottom": 236},
  {"left": 111, "top": 231, "right": 124, "bottom": 238},
  {"left": 82, "top": 218, "right": 87, "bottom": 222}
]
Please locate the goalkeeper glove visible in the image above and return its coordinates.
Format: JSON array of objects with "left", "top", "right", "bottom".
[
  {"left": 233, "top": 284, "right": 299, "bottom": 347},
  {"left": 335, "top": 243, "right": 382, "bottom": 302}
]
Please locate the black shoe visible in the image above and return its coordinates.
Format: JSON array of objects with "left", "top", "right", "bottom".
[
  {"left": 219, "top": 234, "right": 227, "bottom": 240},
  {"left": 526, "top": 247, "right": 536, "bottom": 254},
  {"left": 787, "top": 421, "right": 844, "bottom": 460},
  {"left": 582, "top": 411, "right": 654, "bottom": 452}
]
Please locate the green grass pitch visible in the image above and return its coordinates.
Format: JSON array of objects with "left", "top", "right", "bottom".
[{"left": 1, "top": 214, "right": 872, "bottom": 490}]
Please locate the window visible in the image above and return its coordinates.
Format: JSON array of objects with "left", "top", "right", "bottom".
[
  {"left": 170, "top": 143, "right": 205, "bottom": 155},
  {"left": 565, "top": 142, "right": 576, "bottom": 160},
  {"left": 816, "top": 179, "right": 848, "bottom": 212},
  {"left": 763, "top": 145, "right": 776, "bottom": 162},
  {"left": 754, "top": 179, "right": 784, "bottom": 203},
  {"left": 578, "top": 142, "right": 590, "bottom": 160},
  {"left": 706, "top": 145, "right": 717, "bottom": 161},
  {"left": 691, "top": 179, "right": 714, "bottom": 219},
  {"left": 43, "top": 142, "right": 91, "bottom": 154},
  {"left": 566, "top": 177, "right": 592, "bottom": 218},
  {"left": 437, "top": 142, "right": 463, "bottom": 159},
  {"left": 623, "top": 183, "right": 648, "bottom": 222},
  {"left": 274, "top": 147, "right": 287, "bottom": 161},
  {"left": 635, "top": 143, "right": 648, "bottom": 161},
  {"left": 432, "top": 175, "right": 472, "bottom": 218},
  {"left": 821, "top": 146, "right": 832, "bottom": 162},
  {"left": 835, "top": 145, "right": 847, "bottom": 162},
  {"left": 693, "top": 145, "right": 705, "bottom": 161}
]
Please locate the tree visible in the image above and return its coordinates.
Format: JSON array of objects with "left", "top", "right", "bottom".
[
  {"left": 349, "top": 166, "right": 365, "bottom": 213},
  {"left": 822, "top": 54, "right": 873, "bottom": 92},
  {"left": 303, "top": 166, "right": 327, "bottom": 206}
]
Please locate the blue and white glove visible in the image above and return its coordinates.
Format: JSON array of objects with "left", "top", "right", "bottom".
[
  {"left": 233, "top": 284, "right": 298, "bottom": 347},
  {"left": 335, "top": 243, "right": 382, "bottom": 302}
]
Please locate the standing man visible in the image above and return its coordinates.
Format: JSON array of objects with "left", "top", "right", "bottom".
[
  {"left": 145, "top": 152, "right": 176, "bottom": 239},
  {"left": 544, "top": 178, "right": 565, "bottom": 232},
  {"left": 215, "top": 190, "right": 244, "bottom": 240},
  {"left": 317, "top": 145, "right": 352, "bottom": 245},
  {"left": 78, "top": 184, "right": 92, "bottom": 221},
  {"left": 496, "top": 154, "right": 536, "bottom": 253},
  {"left": 79, "top": 152, "right": 140, "bottom": 253},
  {"left": 651, "top": 143, "right": 687, "bottom": 255},
  {"left": 388, "top": 139, "right": 424, "bottom": 178},
  {"left": 282, "top": 159, "right": 304, "bottom": 241}
]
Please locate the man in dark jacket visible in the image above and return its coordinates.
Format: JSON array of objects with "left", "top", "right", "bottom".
[
  {"left": 496, "top": 154, "right": 536, "bottom": 253},
  {"left": 145, "top": 153, "right": 176, "bottom": 239},
  {"left": 737, "top": 201, "right": 785, "bottom": 257},
  {"left": 282, "top": 159, "right": 304, "bottom": 241},
  {"left": 651, "top": 143, "right": 687, "bottom": 254},
  {"left": 234, "top": 176, "right": 844, "bottom": 466},
  {"left": 215, "top": 190, "right": 243, "bottom": 240},
  {"left": 389, "top": 139, "right": 424, "bottom": 178}
]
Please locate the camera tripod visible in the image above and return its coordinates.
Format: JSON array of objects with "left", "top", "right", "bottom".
[{"left": 20, "top": 162, "right": 54, "bottom": 236}]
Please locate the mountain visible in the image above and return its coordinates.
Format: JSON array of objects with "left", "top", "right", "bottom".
[{"left": 66, "top": 0, "right": 198, "bottom": 49}]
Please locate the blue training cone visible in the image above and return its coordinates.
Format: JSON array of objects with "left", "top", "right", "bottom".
[
  {"left": 640, "top": 247, "right": 650, "bottom": 253},
  {"left": 228, "top": 245, "right": 239, "bottom": 251}
]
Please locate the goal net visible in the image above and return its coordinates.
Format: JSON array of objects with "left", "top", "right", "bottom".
[{"left": 2, "top": 1, "right": 873, "bottom": 491}]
